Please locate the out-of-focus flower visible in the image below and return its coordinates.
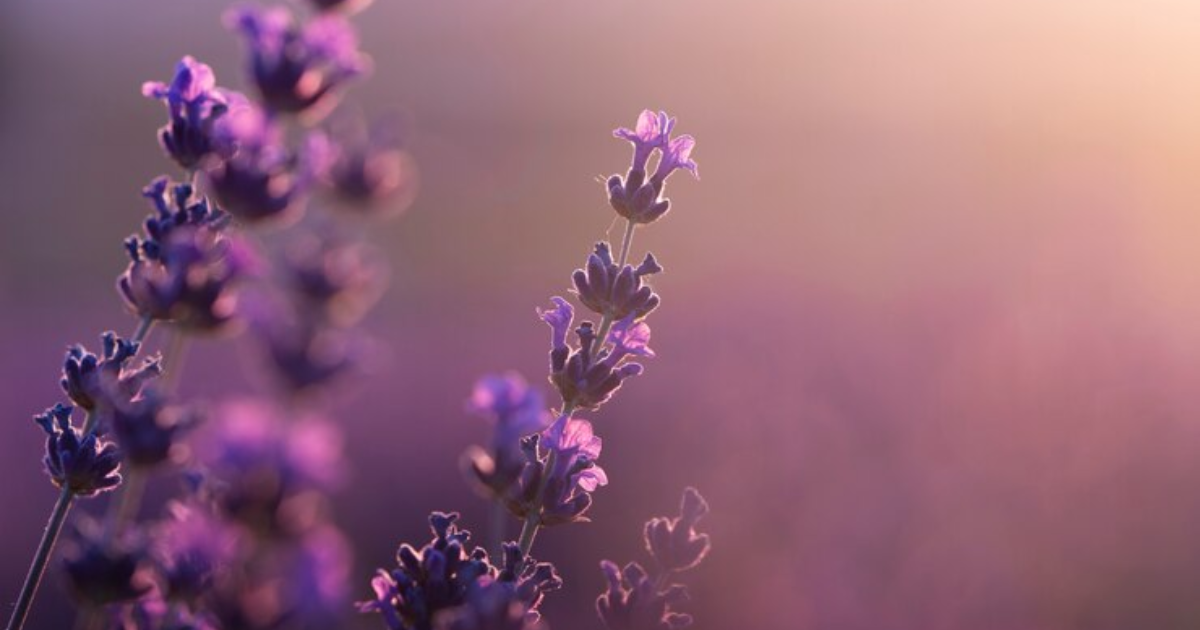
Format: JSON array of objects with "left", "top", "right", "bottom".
[
  {"left": 307, "top": 0, "right": 374, "bottom": 16},
  {"left": 61, "top": 516, "right": 152, "bottom": 606},
  {"left": 308, "top": 117, "right": 417, "bottom": 213},
  {"left": 434, "top": 577, "right": 544, "bottom": 630},
  {"left": 572, "top": 242, "right": 663, "bottom": 321},
  {"left": 34, "top": 404, "right": 121, "bottom": 496},
  {"left": 206, "top": 95, "right": 305, "bottom": 224},
  {"left": 595, "top": 561, "right": 691, "bottom": 630},
  {"left": 596, "top": 488, "right": 711, "bottom": 630},
  {"left": 61, "top": 332, "right": 161, "bottom": 412},
  {"left": 197, "top": 400, "right": 343, "bottom": 535},
  {"left": 282, "top": 229, "right": 388, "bottom": 326},
  {"left": 105, "top": 390, "right": 201, "bottom": 468},
  {"left": 151, "top": 502, "right": 241, "bottom": 605},
  {"left": 225, "top": 5, "right": 370, "bottom": 118},
  {"left": 607, "top": 110, "right": 697, "bottom": 225},
  {"left": 142, "top": 56, "right": 234, "bottom": 170},
  {"left": 463, "top": 373, "right": 552, "bottom": 502},
  {"left": 538, "top": 299, "right": 652, "bottom": 411},
  {"left": 644, "top": 487, "right": 711, "bottom": 573}
]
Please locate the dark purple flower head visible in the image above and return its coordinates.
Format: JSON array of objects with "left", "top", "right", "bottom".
[
  {"left": 433, "top": 577, "right": 545, "bottom": 630},
  {"left": 197, "top": 400, "right": 344, "bottom": 535},
  {"left": 61, "top": 331, "right": 162, "bottom": 412},
  {"left": 34, "top": 404, "right": 122, "bottom": 496},
  {"left": 128, "top": 176, "right": 230, "bottom": 262},
  {"left": 118, "top": 225, "right": 253, "bottom": 332},
  {"left": 538, "top": 299, "right": 653, "bottom": 411},
  {"left": 151, "top": 501, "right": 241, "bottom": 604},
  {"left": 62, "top": 516, "right": 152, "bottom": 606},
  {"left": 142, "top": 56, "right": 234, "bottom": 170},
  {"left": 359, "top": 512, "right": 494, "bottom": 630},
  {"left": 282, "top": 229, "right": 388, "bottom": 325},
  {"left": 206, "top": 95, "right": 306, "bottom": 224},
  {"left": 225, "top": 5, "right": 370, "bottom": 118},
  {"left": 308, "top": 117, "right": 417, "bottom": 213},
  {"left": 608, "top": 110, "right": 697, "bottom": 225},
  {"left": 644, "top": 488, "right": 711, "bottom": 573},
  {"left": 573, "top": 242, "right": 663, "bottom": 321},
  {"left": 596, "top": 561, "right": 692, "bottom": 630},
  {"left": 105, "top": 389, "right": 201, "bottom": 468}
]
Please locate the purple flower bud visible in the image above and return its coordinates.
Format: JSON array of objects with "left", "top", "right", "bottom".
[
  {"left": 282, "top": 229, "right": 388, "bottom": 326},
  {"left": 225, "top": 5, "right": 370, "bottom": 119},
  {"left": 142, "top": 56, "right": 234, "bottom": 170},
  {"left": 613, "top": 110, "right": 673, "bottom": 175},
  {"left": 644, "top": 488, "right": 711, "bottom": 573},
  {"left": 60, "top": 331, "right": 162, "bottom": 412},
  {"left": 61, "top": 516, "right": 152, "bottom": 606},
  {"left": 34, "top": 404, "right": 122, "bottom": 496},
  {"left": 572, "top": 242, "right": 663, "bottom": 321},
  {"left": 206, "top": 95, "right": 305, "bottom": 224}
]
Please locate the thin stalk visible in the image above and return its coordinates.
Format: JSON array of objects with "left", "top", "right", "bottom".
[
  {"left": 6, "top": 487, "right": 75, "bottom": 630},
  {"left": 489, "top": 500, "right": 507, "bottom": 559},
  {"left": 131, "top": 315, "right": 155, "bottom": 348},
  {"left": 160, "top": 326, "right": 190, "bottom": 394},
  {"left": 517, "top": 514, "right": 540, "bottom": 556},
  {"left": 106, "top": 468, "right": 146, "bottom": 541},
  {"left": 589, "top": 219, "right": 637, "bottom": 356}
]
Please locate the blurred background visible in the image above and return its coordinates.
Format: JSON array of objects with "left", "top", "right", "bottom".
[{"left": 6, "top": 0, "right": 1200, "bottom": 628}]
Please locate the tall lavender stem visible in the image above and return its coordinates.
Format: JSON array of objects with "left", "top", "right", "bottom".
[{"left": 6, "top": 476, "right": 77, "bottom": 630}]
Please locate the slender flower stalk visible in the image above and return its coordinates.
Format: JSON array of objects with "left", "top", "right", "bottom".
[{"left": 6, "top": 486, "right": 75, "bottom": 630}]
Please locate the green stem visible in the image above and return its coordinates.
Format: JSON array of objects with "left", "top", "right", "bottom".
[
  {"left": 131, "top": 315, "right": 155, "bottom": 348},
  {"left": 589, "top": 220, "right": 637, "bottom": 357},
  {"left": 6, "top": 487, "right": 75, "bottom": 630},
  {"left": 517, "top": 514, "right": 540, "bottom": 556}
]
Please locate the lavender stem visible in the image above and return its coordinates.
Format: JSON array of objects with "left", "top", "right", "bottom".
[{"left": 6, "top": 487, "right": 75, "bottom": 630}]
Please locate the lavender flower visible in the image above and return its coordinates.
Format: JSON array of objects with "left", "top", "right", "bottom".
[
  {"left": 151, "top": 502, "right": 240, "bottom": 605},
  {"left": 206, "top": 95, "right": 305, "bottom": 223},
  {"left": 534, "top": 415, "right": 608, "bottom": 526},
  {"left": 463, "top": 373, "right": 553, "bottom": 498},
  {"left": 34, "top": 404, "right": 122, "bottom": 496},
  {"left": 106, "top": 390, "right": 200, "bottom": 468},
  {"left": 359, "top": 514, "right": 559, "bottom": 630},
  {"left": 142, "top": 56, "right": 234, "bottom": 170},
  {"left": 61, "top": 332, "right": 162, "bottom": 412},
  {"left": 282, "top": 229, "right": 388, "bottom": 326},
  {"left": 607, "top": 110, "right": 698, "bottom": 225},
  {"left": 307, "top": 0, "right": 374, "bottom": 15},
  {"left": 131, "top": 176, "right": 230, "bottom": 260},
  {"left": 433, "top": 578, "right": 544, "bottom": 630},
  {"left": 309, "top": 117, "right": 416, "bottom": 212},
  {"left": 225, "top": 5, "right": 370, "bottom": 118},
  {"left": 254, "top": 317, "right": 367, "bottom": 394},
  {"left": 572, "top": 242, "right": 663, "bottom": 321},
  {"left": 61, "top": 516, "right": 152, "bottom": 606},
  {"left": 539, "top": 298, "right": 653, "bottom": 411},
  {"left": 197, "top": 400, "right": 344, "bottom": 535},
  {"left": 644, "top": 488, "right": 711, "bottom": 573},
  {"left": 596, "top": 489, "right": 711, "bottom": 630}
]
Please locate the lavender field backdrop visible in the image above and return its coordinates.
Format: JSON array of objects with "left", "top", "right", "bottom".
[{"left": 6, "top": 0, "right": 1200, "bottom": 628}]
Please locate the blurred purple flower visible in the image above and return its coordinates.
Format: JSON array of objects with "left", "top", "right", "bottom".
[
  {"left": 206, "top": 95, "right": 305, "bottom": 224},
  {"left": 307, "top": 0, "right": 374, "bottom": 15},
  {"left": 463, "top": 373, "right": 551, "bottom": 500},
  {"left": 60, "top": 331, "right": 162, "bottom": 413},
  {"left": 142, "top": 56, "right": 234, "bottom": 170},
  {"left": 105, "top": 390, "right": 200, "bottom": 469},
  {"left": 225, "top": 5, "right": 370, "bottom": 118},
  {"left": 572, "top": 242, "right": 662, "bottom": 321},
  {"left": 281, "top": 228, "right": 388, "bottom": 326},
  {"left": 34, "top": 404, "right": 122, "bottom": 496},
  {"left": 151, "top": 501, "right": 241, "bottom": 604},
  {"left": 61, "top": 516, "right": 152, "bottom": 606},
  {"left": 308, "top": 116, "right": 418, "bottom": 213}
]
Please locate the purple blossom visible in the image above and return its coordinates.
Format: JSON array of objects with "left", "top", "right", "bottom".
[
  {"left": 60, "top": 332, "right": 162, "bottom": 412},
  {"left": 573, "top": 242, "right": 663, "bottom": 321},
  {"left": 34, "top": 404, "right": 122, "bottom": 497},
  {"left": 142, "top": 56, "right": 234, "bottom": 170},
  {"left": 607, "top": 110, "right": 697, "bottom": 225},
  {"left": 307, "top": 0, "right": 374, "bottom": 15},
  {"left": 539, "top": 298, "right": 652, "bottom": 412},
  {"left": 130, "top": 176, "right": 230, "bottom": 261},
  {"left": 464, "top": 373, "right": 552, "bottom": 500},
  {"left": 61, "top": 516, "right": 152, "bottom": 606},
  {"left": 434, "top": 577, "right": 545, "bottom": 630},
  {"left": 104, "top": 389, "right": 200, "bottom": 468},
  {"left": 206, "top": 95, "right": 305, "bottom": 224},
  {"left": 309, "top": 116, "right": 417, "bottom": 212},
  {"left": 281, "top": 229, "right": 388, "bottom": 326},
  {"left": 536, "top": 415, "right": 607, "bottom": 524},
  {"left": 151, "top": 502, "right": 241, "bottom": 604},
  {"left": 225, "top": 5, "right": 370, "bottom": 118}
]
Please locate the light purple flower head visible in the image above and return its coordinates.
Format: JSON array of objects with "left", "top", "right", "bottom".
[
  {"left": 152, "top": 501, "right": 241, "bottom": 604},
  {"left": 142, "top": 56, "right": 234, "bottom": 169},
  {"left": 542, "top": 415, "right": 608, "bottom": 494},
  {"left": 225, "top": 5, "right": 370, "bottom": 119},
  {"left": 308, "top": 116, "right": 418, "bottom": 213},
  {"left": 468, "top": 372, "right": 552, "bottom": 443},
  {"left": 206, "top": 94, "right": 306, "bottom": 224},
  {"left": 537, "top": 296, "right": 573, "bottom": 356},
  {"left": 605, "top": 315, "right": 656, "bottom": 365},
  {"left": 540, "top": 299, "right": 654, "bottom": 411},
  {"left": 607, "top": 109, "right": 698, "bottom": 225}
]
